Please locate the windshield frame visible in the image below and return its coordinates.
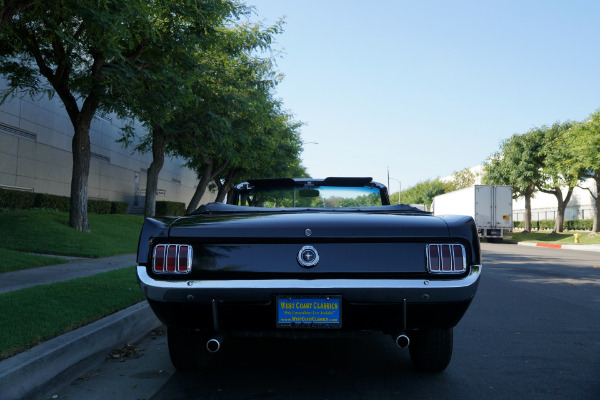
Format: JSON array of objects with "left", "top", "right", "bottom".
[{"left": 228, "top": 177, "right": 391, "bottom": 208}]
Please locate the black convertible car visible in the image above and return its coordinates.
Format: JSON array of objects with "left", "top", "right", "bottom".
[{"left": 136, "top": 177, "right": 482, "bottom": 372}]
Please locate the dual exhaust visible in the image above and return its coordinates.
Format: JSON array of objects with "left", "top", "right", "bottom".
[{"left": 205, "top": 333, "right": 410, "bottom": 353}]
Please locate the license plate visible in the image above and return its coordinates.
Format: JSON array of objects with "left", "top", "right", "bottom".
[{"left": 276, "top": 295, "right": 341, "bottom": 329}]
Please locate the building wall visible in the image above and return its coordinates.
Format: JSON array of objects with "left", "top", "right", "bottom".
[{"left": 0, "top": 80, "right": 214, "bottom": 208}]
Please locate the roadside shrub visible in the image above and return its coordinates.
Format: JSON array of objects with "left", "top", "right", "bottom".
[
  {"left": 0, "top": 188, "right": 36, "bottom": 209},
  {"left": 0, "top": 188, "right": 130, "bottom": 214},
  {"left": 514, "top": 218, "right": 593, "bottom": 231},
  {"left": 513, "top": 221, "right": 523, "bottom": 229},
  {"left": 156, "top": 201, "right": 186, "bottom": 216},
  {"left": 34, "top": 193, "right": 70, "bottom": 212},
  {"left": 88, "top": 199, "right": 112, "bottom": 214},
  {"left": 564, "top": 219, "right": 593, "bottom": 231},
  {"left": 110, "top": 201, "right": 129, "bottom": 214}
]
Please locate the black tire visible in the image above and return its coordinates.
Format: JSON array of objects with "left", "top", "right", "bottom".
[
  {"left": 167, "top": 327, "right": 209, "bottom": 371},
  {"left": 408, "top": 328, "right": 453, "bottom": 372}
]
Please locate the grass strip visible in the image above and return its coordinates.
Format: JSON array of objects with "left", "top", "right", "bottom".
[
  {"left": 0, "top": 248, "right": 68, "bottom": 273},
  {"left": 0, "top": 209, "right": 143, "bottom": 257},
  {"left": 508, "top": 231, "right": 600, "bottom": 245},
  {"left": 0, "top": 266, "right": 144, "bottom": 360}
]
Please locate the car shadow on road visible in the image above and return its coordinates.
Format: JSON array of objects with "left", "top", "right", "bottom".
[{"left": 149, "top": 334, "right": 458, "bottom": 400}]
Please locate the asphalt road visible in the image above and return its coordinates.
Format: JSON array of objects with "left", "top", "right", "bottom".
[{"left": 56, "top": 243, "right": 600, "bottom": 400}]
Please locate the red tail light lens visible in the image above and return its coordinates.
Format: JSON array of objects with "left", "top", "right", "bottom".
[
  {"left": 152, "top": 244, "right": 192, "bottom": 274},
  {"left": 452, "top": 244, "right": 465, "bottom": 272},
  {"left": 166, "top": 245, "right": 177, "bottom": 272},
  {"left": 428, "top": 245, "right": 440, "bottom": 272},
  {"left": 427, "top": 244, "right": 466, "bottom": 274},
  {"left": 178, "top": 245, "right": 191, "bottom": 272},
  {"left": 153, "top": 245, "right": 166, "bottom": 272}
]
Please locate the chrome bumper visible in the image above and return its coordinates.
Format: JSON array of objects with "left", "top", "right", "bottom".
[{"left": 137, "top": 265, "right": 481, "bottom": 304}]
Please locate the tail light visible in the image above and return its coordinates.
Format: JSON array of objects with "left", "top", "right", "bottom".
[
  {"left": 426, "top": 244, "right": 466, "bottom": 274},
  {"left": 153, "top": 244, "right": 192, "bottom": 274}
]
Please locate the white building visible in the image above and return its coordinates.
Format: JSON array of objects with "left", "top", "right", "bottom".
[
  {"left": 0, "top": 79, "right": 213, "bottom": 210},
  {"left": 512, "top": 178, "right": 596, "bottom": 222}
]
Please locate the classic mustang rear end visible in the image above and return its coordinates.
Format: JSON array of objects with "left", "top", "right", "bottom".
[{"left": 137, "top": 178, "right": 481, "bottom": 372}]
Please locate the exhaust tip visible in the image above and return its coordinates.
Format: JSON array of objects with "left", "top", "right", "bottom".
[
  {"left": 206, "top": 338, "right": 221, "bottom": 353},
  {"left": 395, "top": 334, "right": 410, "bottom": 348}
]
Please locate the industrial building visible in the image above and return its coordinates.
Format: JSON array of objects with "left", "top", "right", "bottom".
[{"left": 0, "top": 80, "right": 212, "bottom": 211}]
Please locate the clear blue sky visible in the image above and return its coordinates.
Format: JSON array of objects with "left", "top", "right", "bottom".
[{"left": 248, "top": 0, "right": 600, "bottom": 192}]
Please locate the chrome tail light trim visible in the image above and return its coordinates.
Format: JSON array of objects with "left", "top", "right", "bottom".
[
  {"left": 426, "top": 244, "right": 466, "bottom": 274},
  {"left": 152, "top": 244, "right": 192, "bottom": 274}
]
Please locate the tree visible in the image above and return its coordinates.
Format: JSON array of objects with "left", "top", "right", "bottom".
[
  {"left": 117, "top": 15, "right": 283, "bottom": 217},
  {"left": 445, "top": 167, "right": 478, "bottom": 192},
  {"left": 483, "top": 128, "right": 545, "bottom": 233},
  {"left": 214, "top": 106, "right": 305, "bottom": 203},
  {"left": 401, "top": 179, "right": 447, "bottom": 209},
  {"left": 0, "top": 0, "right": 224, "bottom": 229},
  {"left": 0, "top": 0, "right": 36, "bottom": 29},
  {"left": 536, "top": 122, "right": 585, "bottom": 233},
  {"left": 565, "top": 111, "right": 600, "bottom": 232}
]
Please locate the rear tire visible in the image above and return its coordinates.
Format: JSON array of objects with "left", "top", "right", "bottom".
[
  {"left": 409, "top": 328, "right": 453, "bottom": 372},
  {"left": 167, "top": 327, "right": 209, "bottom": 371}
]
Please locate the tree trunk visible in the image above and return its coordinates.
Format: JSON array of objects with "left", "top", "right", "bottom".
[
  {"left": 552, "top": 187, "right": 574, "bottom": 233},
  {"left": 186, "top": 163, "right": 214, "bottom": 214},
  {"left": 186, "top": 157, "right": 229, "bottom": 213},
  {"left": 69, "top": 119, "right": 91, "bottom": 232},
  {"left": 145, "top": 126, "right": 165, "bottom": 218},
  {"left": 523, "top": 183, "right": 535, "bottom": 233},
  {"left": 214, "top": 168, "right": 240, "bottom": 203}
]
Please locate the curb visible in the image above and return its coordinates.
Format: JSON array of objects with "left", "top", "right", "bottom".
[
  {"left": 0, "top": 302, "right": 161, "bottom": 400},
  {"left": 515, "top": 242, "right": 600, "bottom": 252}
]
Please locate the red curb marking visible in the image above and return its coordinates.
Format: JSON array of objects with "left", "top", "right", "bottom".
[{"left": 536, "top": 243, "right": 562, "bottom": 248}]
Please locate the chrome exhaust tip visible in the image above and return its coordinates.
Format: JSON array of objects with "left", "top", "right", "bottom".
[
  {"left": 395, "top": 334, "right": 410, "bottom": 348},
  {"left": 206, "top": 337, "right": 222, "bottom": 353}
]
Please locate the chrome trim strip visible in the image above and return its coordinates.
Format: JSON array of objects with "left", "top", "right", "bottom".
[{"left": 137, "top": 264, "right": 481, "bottom": 290}]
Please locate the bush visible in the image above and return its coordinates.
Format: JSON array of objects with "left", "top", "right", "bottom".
[
  {"left": 156, "top": 201, "right": 186, "bottom": 216},
  {"left": 110, "top": 201, "right": 129, "bottom": 214},
  {"left": 514, "top": 218, "right": 593, "bottom": 231},
  {"left": 87, "top": 199, "right": 112, "bottom": 214},
  {"left": 565, "top": 219, "right": 593, "bottom": 231},
  {"left": 0, "top": 188, "right": 36, "bottom": 209},
  {"left": 34, "top": 193, "right": 70, "bottom": 212},
  {"left": 0, "top": 188, "right": 130, "bottom": 215},
  {"left": 513, "top": 221, "right": 523, "bottom": 229}
]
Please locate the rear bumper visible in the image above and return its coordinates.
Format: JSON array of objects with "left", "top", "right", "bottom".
[{"left": 137, "top": 265, "right": 481, "bottom": 331}]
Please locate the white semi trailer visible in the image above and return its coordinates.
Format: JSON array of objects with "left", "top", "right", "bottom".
[{"left": 432, "top": 185, "right": 513, "bottom": 241}]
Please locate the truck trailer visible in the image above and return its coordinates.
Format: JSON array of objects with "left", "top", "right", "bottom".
[{"left": 432, "top": 185, "right": 513, "bottom": 241}]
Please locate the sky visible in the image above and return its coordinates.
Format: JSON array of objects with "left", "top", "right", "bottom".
[{"left": 247, "top": 0, "right": 600, "bottom": 192}]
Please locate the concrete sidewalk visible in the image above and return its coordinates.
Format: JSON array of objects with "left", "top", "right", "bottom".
[
  {"left": 0, "top": 254, "right": 161, "bottom": 400},
  {"left": 0, "top": 253, "right": 137, "bottom": 294}
]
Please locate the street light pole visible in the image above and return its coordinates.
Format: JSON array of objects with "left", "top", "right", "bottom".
[{"left": 389, "top": 178, "right": 401, "bottom": 204}]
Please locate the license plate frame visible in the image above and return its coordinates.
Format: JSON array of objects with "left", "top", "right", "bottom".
[{"left": 276, "top": 295, "right": 342, "bottom": 329}]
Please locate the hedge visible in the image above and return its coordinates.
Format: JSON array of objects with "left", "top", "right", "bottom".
[
  {"left": 155, "top": 201, "right": 186, "bottom": 216},
  {"left": 0, "top": 188, "right": 129, "bottom": 214},
  {"left": 514, "top": 219, "right": 593, "bottom": 231},
  {"left": 110, "top": 201, "right": 129, "bottom": 214}
]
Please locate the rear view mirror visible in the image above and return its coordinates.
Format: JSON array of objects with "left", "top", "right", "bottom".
[{"left": 298, "top": 189, "right": 320, "bottom": 198}]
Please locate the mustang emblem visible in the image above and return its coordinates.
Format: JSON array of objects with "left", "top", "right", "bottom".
[{"left": 297, "top": 245, "right": 319, "bottom": 268}]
